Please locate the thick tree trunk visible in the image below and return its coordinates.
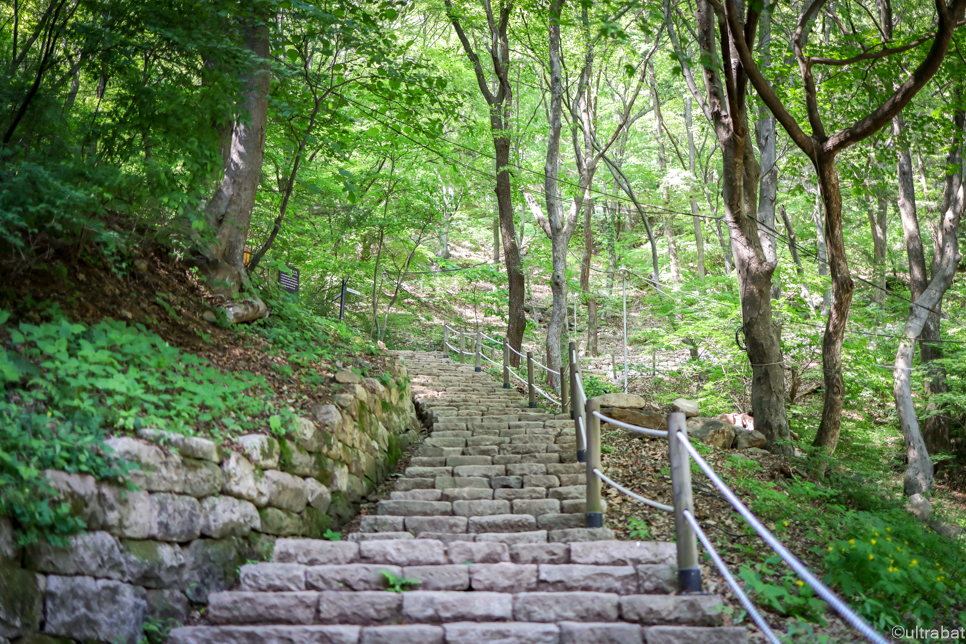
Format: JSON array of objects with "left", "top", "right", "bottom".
[
  {"left": 580, "top": 196, "right": 598, "bottom": 356},
  {"left": 495, "top": 134, "right": 526, "bottom": 367},
  {"left": 685, "top": 97, "right": 705, "bottom": 277},
  {"left": 755, "top": 5, "right": 778, "bottom": 299},
  {"left": 811, "top": 152, "right": 855, "bottom": 455},
  {"left": 198, "top": 18, "right": 271, "bottom": 322}
]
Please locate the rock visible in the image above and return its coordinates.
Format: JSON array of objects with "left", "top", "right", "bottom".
[
  {"left": 362, "top": 624, "right": 443, "bottom": 644},
  {"left": 262, "top": 470, "right": 309, "bottom": 513},
  {"left": 43, "top": 575, "right": 147, "bottom": 644},
  {"left": 401, "top": 564, "right": 468, "bottom": 590},
  {"left": 25, "top": 531, "right": 126, "bottom": 580},
  {"left": 181, "top": 458, "right": 223, "bottom": 497},
  {"left": 905, "top": 493, "right": 932, "bottom": 521},
  {"left": 600, "top": 408, "right": 667, "bottom": 433},
  {"left": 257, "top": 508, "right": 303, "bottom": 537},
  {"left": 447, "top": 541, "right": 509, "bottom": 564},
  {"left": 335, "top": 369, "right": 363, "bottom": 385},
  {"left": 239, "top": 563, "right": 306, "bottom": 592},
  {"left": 221, "top": 451, "right": 269, "bottom": 507},
  {"left": 236, "top": 435, "right": 280, "bottom": 469},
  {"left": 318, "top": 591, "right": 402, "bottom": 625},
  {"left": 619, "top": 595, "right": 722, "bottom": 626},
  {"left": 745, "top": 448, "right": 771, "bottom": 455},
  {"left": 203, "top": 310, "right": 218, "bottom": 322},
  {"left": 279, "top": 439, "right": 331, "bottom": 482},
  {"left": 927, "top": 520, "right": 964, "bottom": 539},
  {"left": 671, "top": 399, "right": 700, "bottom": 417},
  {"left": 44, "top": 470, "right": 103, "bottom": 530},
  {"left": 313, "top": 404, "right": 343, "bottom": 434},
  {"left": 149, "top": 493, "right": 202, "bottom": 542},
  {"left": 443, "top": 622, "right": 559, "bottom": 644},
  {"left": 200, "top": 496, "right": 261, "bottom": 538},
  {"left": 136, "top": 428, "right": 221, "bottom": 463},
  {"left": 292, "top": 417, "right": 324, "bottom": 453},
  {"left": 570, "top": 540, "right": 675, "bottom": 566},
  {"left": 106, "top": 436, "right": 184, "bottom": 492},
  {"left": 146, "top": 589, "right": 189, "bottom": 625},
  {"left": 304, "top": 478, "right": 332, "bottom": 514},
  {"left": 468, "top": 563, "right": 537, "bottom": 592},
  {"left": 0, "top": 518, "right": 20, "bottom": 566},
  {"left": 596, "top": 393, "right": 648, "bottom": 409},
  {"left": 403, "top": 591, "right": 512, "bottom": 622},
  {"left": 183, "top": 539, "right": 246, "bottom": 604},
  {"left": 273, "top": 540, "right": 358, "bottom": 565},
  {"left": 360, "top": 540, "right": 446, "bottom": 566},
  {"left": 734, "top": 429, "right": 767, "bottom": 450},
  {"left": 514, "top": 591, "right": 619, "bottom": 622},
  {"left": 685, "top": 418, "right": 737, "bottom": 449},
  {"left": 0, "top": 565, "right": 44, "bottom": 638},
  {"left": 119, "top": 540, "right": 186, "bottom": 588},
  {"left": 99, "top": 483, "right": 153, "bottom": 539}
]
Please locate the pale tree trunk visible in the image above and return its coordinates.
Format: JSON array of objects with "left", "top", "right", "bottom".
[
  {"left": 779, "top": 205, "right": 804, "bottom": 275},
  {"left": 650, "top": 65, "right": 679, "bottom": 283},
  {"left": 687, "top": 0, "right": 791, "bottom": 453},
  {"left": 492, "top": 218, "right": 501, "bottom": 262},
  {"left": 198, "top": 18, "right": 271, "bottom": 322},
  {"left": 580, "top": 196, "right": 598, "bottom": 355},
  {"left": 895, "top": 104, "right": 964, "bottom": 493},
  {"left": 755, "top": 4, "right": 778, "bottom": 299},
  {"left": 685, "top": 97, "right": 705, "bottom": 277},
  {"left": 445, "top": 0, "right": 526, "bottom": 366}
]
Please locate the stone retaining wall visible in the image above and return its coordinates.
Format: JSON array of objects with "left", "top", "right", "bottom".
[{"left": 0, "top": 360, "right": 419, "bottom": 644}]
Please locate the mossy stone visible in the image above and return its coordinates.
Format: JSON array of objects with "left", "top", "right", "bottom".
[{"left": 0, "top": 563, "right": 43, "bottom": 638}]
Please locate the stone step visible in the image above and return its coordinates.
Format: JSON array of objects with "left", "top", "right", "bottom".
[{"left": 169, "top": 623, "right": 748, "bottom": 644}]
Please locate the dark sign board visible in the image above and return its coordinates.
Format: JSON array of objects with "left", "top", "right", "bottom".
[{"left": 279, "top": 266, "right": 299, "bottom": 294}]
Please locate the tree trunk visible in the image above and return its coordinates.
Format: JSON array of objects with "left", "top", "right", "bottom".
[
  {"left": 811, "top": 152, "right": 855, "bottom": 455},
  {"left": 780, "top": 205, "right": 804, "bottom": 275},
  {"left": 580, "top": 196, "right": 598, "bottom": 356},
  {"left": 650, "top": 65, "right": 679, "bottom": 284},
  {"left": 495, "top": 134, "right": 526, "bottom": 367},
  {"left": 685, "top": 97, "right": 705, "bottom": 278},
  {"left": 755, "top": 4, "right": 779, "bottom": 300},
  {"left": 895, "top": 104, "right": 964, "bottom": 491},
  {"left": 868, "top": 194, "right": 888, "bottom": 304},
  {"left": 811, "top": 190, "right": 831, "bottom": 315},
  {"left": 197, "top": 17, "right": 271, "bottom": 322},
  {"left": 492, "top": 217, "right": 500, "bottom": 263}
]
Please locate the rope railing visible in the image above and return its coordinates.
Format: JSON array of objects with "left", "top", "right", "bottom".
[{"left": 439, "top": 320, "right": 885, "bottom": 642}]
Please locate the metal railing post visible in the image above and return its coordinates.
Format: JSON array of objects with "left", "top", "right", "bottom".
[
  {"left": 561, "top": 347, "right": 570, "bottom": 416},
  {"left": 526, "top": 351, "right": 536, "bottom": 408},
  {"left": 668, "top": 411, "right": 702, "bottom": 594},
  {"left": 475, "top": 329, "right": 482, "bottom": 372},
  {"left": 570, "top": 342, "right": 586, "bottom": 463},
  {"left": 459, "top": 330, "right": 465, "bottom": 364},
  {"left": 584, "top": 395, "right": 603, "bottom": 528},
  {"left": 443, "top": 325, "right": 449, "bottom": 357},
  {"left": 502, "top": 339, "right": 511, "bottom": 389}
]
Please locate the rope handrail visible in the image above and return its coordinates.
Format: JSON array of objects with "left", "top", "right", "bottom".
[
  {"left": 593, "top": 468, "right": 673, "bottom": 512},
  {"left": 683, "top": 510, "right": 780, "bottom": 644},
  {"left": 507, "top": 366, "right": 529, "bottom": 387},
  {"left": 591, "top": 410, "right": 668, "bottom": 438},
  {"left": 577, "top": 414, "right": 587, "bottom": 448},
  {"left": 443, "top": 323, "right": 475, "bottom": 337},
  {"left": 675, "top": 432, "right": 888, "bottom": 644},
  {"left": 530, "top": 356, "right": 560, "bottom": 376},
  {"left": 445, "top": 342, "right": 476, "bottom": 357},
  {"left": 482, "top": 332, "right": 503, "bottom": 345},
  {"left": 508, "top": 344, "right": 526, "bottom": 359},
  {"left": 480, "top": 353, "right": 502, "bottom": 368},
  {"left": 530, "top": 382, "right": 561, "bottom": 405}
]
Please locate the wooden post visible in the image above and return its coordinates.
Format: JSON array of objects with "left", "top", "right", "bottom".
[
  {"left": 475, "top": 329, "right": 482, "bottom": 372},
  {"left": 459, "top": 330, "right": 465, "bottom": 364},
  {"left": 570, "top": 341, "right": 586, "bottom": 463},
  {"left": 668, "top": 411, "right": 702, "bottom": 593},
  {"left": 584, "top": 395, "right": 603, "bottom": 528},
  {"left": 443, "top": 325, "right": 449, "bottom": 358},
  {"left": 503, "top": 339, "right": 511, "bottom": 388},
  {"left": 561, "top": 347, "right": 570, "bottom": 416},
  {"left": 527, "top": 351, "right": 536, "bottom": 408}
]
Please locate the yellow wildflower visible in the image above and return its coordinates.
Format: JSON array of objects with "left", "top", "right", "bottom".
[
  {"left": 796, "top": 580, "right": 804, "bottom": 587},
  {"left": 910, "top": 560, "right": 918, "bottom": 567},
  {"left": 869, "top": 554, "right": 874, "bottom": 561},
  {"left": 871, "top": 539, "right": 876, "bottom": 545}
]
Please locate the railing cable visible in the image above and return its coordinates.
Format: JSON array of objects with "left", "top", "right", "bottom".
[{"left": 593, "top": 468, "right": 673, "bottom": 512}]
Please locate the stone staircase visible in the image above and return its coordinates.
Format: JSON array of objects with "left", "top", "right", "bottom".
[{"left": 167, "top": 351, "right": 746, "bottom": 644}]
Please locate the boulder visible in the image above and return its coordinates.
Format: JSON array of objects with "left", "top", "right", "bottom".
[
  {"left": 221, "top": 451, "right": 269, "bottom": 507},
  {"left": 236, "top": 434, "right": 280, "bottom": 469},
  {"left": 43, "top": 575, "right": 147, "bottom": 644},
  {"left": 292, "top": 417, "right": 324, "bottom": 453},
  {"left": 149, "top": 493, "right": 202, "bottom": 542},
  {"left": 279, "top": 439, "right": 329, "bottom": 481},
  {"left": 99, "top": 484, "right": 153, "bottom": 539},
  {"left": 119, "top": 540, "right": 186, "bottom": 588},
  {"left": 183, "top": 539, "right": 247, "bottom": 604},
  {"left": 905, "top": 493, "right": 932, "bottom": 521},
  {"left": 734, "top": 429, "right": 767, "bottom": 450},
  {"left": 335, "top": 369, "right": 362, "bottom": 385},
  {"left": 200, "top": 496, "right": 261, "bottom": 538},
  {"left": 146, "top": 589, "right": 189, "bottom": 625},
  {"left": 600, "top": 408, "right": 666, "bottom": 434},
  {"left": 106, "top": 436, "right": 184, "bottom": 493},
  {"left": 312, "top": 404, "right": 343, "bottom": 434},
  {"left": 136, "top": 428, "right": 221, "bottom": 463},
  {"left": 263, "top": 470, "right": 309, "bottom": 514},
  {"left": 0, "top": 565, "right": 44, "bottom": 638},
  {"left": 596, "top": 393, "right": 648, "bottom": 409},
  {"left": 671, "top": 399, "right": 700, "bottom": 417},
  {"left": 44, "top": 471, "right": 103, "bottom": 530},
  {"left": 685, "top": 418, "right": 737, "bottom": 449},
  {"left": 257, "top": 508, "right": 303, "bottom": 537},
  {"left": 927, "top": 520, "right": 964, "bottom": 540},
  {"left": 0, "top": 518, "right": 19, "bottom": 566},
  {"left": 304, "top": 477, "right": 332, "bottom": 514},
  {"left": 25, "top": 532, "right": 125, "bottom": 580},
  {"left": 181, "top": 458, "right": 222, "bottom": 498}
]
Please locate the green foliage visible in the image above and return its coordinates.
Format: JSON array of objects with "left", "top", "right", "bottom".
[
  {"left": 380, "top": 569, "right": 421, "bottom": 592},
  {"left": 0, "top": 403, "right": 130, "bottom": 546},
  {"left": 2, "top": 308, "right": 293, "bottom": 439},
  {"left": 322, "top": 529, "right": 342, "bottom": 541},
  {"left": 583, "top": 373, "right": 619, "bottom": 399},
  {"left": 738, "top": 556, "right": 828, "bottom": 623},
  {"left": 628, "top": 516, "right": 652, "bottom": 540}
]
